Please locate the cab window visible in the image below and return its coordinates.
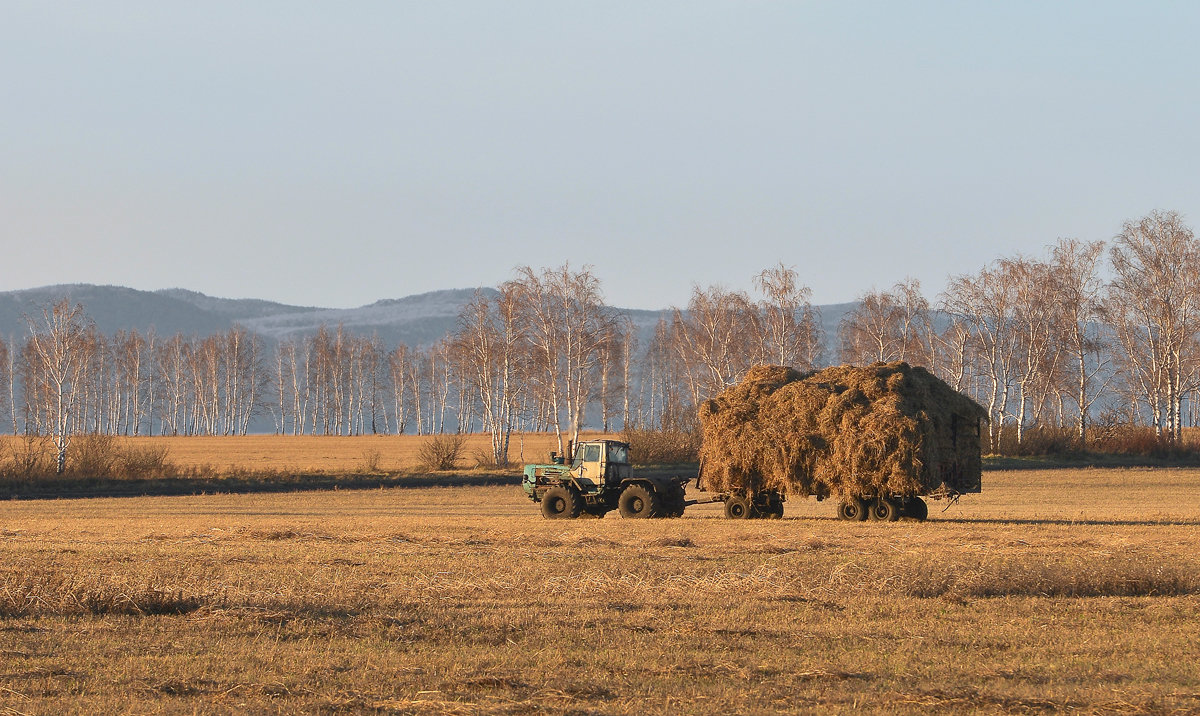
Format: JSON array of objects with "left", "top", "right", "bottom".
[
  {"left": 607, "top": 444, "right": 628, "bottom": 464},
  {"left": 572, "top": 443, "right": 602, "bottom": 467}
]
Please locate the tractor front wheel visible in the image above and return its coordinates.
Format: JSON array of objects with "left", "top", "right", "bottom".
[
  {"left": 618, "top": 485, "right": 660, "bottom": 519},
  {"left": 541, "top": 486, "right": 582, "bottom": 519}
]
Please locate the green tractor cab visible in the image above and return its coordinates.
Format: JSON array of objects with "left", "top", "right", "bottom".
[{"left": 523, "top": 439, "right": 689, "bottom": 519}]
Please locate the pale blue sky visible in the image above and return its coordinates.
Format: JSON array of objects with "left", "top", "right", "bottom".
[{"left": 3, "top": 2, "right": 1198, "bottom": 309}]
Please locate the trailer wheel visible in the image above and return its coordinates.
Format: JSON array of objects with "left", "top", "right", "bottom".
[
  {"left": 904, "top": 497, "right": 928, "bottom": 521},
  {"left": 724, "top": 496, "right": 752, "bottom": 519},
  {"left": 618, "top": 484, "right": 660, "bottom": 519},
  {"left": 837, "top": 498, "right": 868, "bottom": 521},
  {"left": 754, "top": 492, "right": 783, "bottom": 519},
  {"left": 541, "top": 486, "right": 582, "bottom": 519},
  {"left": 869, "top": 497, "right": 901, "bottom": 522}
]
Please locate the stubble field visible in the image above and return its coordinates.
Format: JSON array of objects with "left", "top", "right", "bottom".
[
  {"left": 1, "top": 440, "right": 1199, "bottom": 714},
  {"left": 0, "top": 434, "right": 574, "bottom": 477}
]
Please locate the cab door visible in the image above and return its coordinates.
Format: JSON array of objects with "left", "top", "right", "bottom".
[{"left": 572, "top": 443, "right": 603, "bottom": 493}]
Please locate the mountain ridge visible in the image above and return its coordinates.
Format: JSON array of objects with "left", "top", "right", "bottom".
[{"left": 0, "top": 284, "right": 856, "bottom": 351}]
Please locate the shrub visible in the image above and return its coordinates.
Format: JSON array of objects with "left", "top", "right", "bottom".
[
  {"left": 69, "top": 434, "right": 120, "bottom": 478},
  {"left": 471, "top": 447, "right": 500, "bottom": 469},
  {"left": 417, "top": 434, "right": 466, "bottom": 471},
  {"left": 1089, "top": 424, "right": 1159, "bottom": 456},
  {"left": 3, "top": 434, "right": 55, "bottom": 479},
  {"left": 621, "top": 427, "right": 701, "bottom": 466},
  {"left": 120, "top": 444, "right": 175, "bottom": 479},
  {"left": 995, "top": 425, "right": 1081, "bottom": 456},
  {"left": 360, "top": 448, "right": 383, "bottom": 473},
  {"left": 991, "top": 422, "right": 1200, "bottom": 459}
]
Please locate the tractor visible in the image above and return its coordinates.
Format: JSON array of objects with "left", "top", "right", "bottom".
[{"left": 522, "top": 439, "right": 689, "bottom": 519}]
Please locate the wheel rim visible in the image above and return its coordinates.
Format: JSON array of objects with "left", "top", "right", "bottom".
[
  {"left": 730, "top": 502, "right": 746, "bottom": 518},
  {"left": 549, "top": 497, "right": 564, "bottom": 514},
  {"left": 630, "top": 497, "right": 644, "bottom": 513}
]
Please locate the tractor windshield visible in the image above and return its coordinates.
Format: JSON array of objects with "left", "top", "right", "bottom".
[
  {"left": 607, "top": 444, "right": 629, "bottom": 465},
  {"left": 572, "top": 443, "right": 602, "bottom": 467}
]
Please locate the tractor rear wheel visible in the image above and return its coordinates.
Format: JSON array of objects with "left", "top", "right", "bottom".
[
  {"left": 618, "top": 484, "right": 660, "bottom": 519},
  {"left": 837, "top": 498, "right": 868, "bottom": 521},
  {"left": 541, "top": 486, "right": 582, "bottom": 519},
  {"left": 724, "top": 496, "right": 752, "bottom": 519},
  {"left": 869, "top": 496, "right": 902, "bottom": 522}
]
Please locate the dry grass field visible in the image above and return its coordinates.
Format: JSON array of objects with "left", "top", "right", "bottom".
[
  {"left": 2, "top": 464, "right": 1200, "bottom": 714},
  {"left": 0, "top": 433, "right": 582, "bottom": 476}
]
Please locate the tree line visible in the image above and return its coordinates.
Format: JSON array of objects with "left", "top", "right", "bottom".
[
  {"left": 838, "top": 210, "right": 1200, "bottom": 450},
  {"left": 6, "top": 209, "right": 1200, "bottom": 471}
]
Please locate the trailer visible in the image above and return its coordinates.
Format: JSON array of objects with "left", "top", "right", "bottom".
[{"left": 697, "top": 362, "right": 987, "bottom": 522}]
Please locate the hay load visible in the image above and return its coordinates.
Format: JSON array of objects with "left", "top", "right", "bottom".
[{"left": 698, "top": 362, "right": 986, "bottom": 502}]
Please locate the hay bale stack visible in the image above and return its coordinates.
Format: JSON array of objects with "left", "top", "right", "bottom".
[{"left": 698, "top": 362, "right": 986, "bottom": 500}]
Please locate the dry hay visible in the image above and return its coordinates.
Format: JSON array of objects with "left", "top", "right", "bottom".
[{"left": 698, "top": 362, "right": 987, "bottom": 500}]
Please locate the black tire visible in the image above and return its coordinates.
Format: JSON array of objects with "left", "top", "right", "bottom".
[
  {"left": 618, "top": 484, "right": 660, "bottom": 519},
  {"left": 837, "top": 498, "right": 867, "bottom": 521},
  {"left": 905, "top": 497, "right": 928, "bottom": 521},
  {"left": 664, "top": 484, "right": 687, "bottom": 518},
  {"left": 541, "top": 486, "right": 582, "bottom": 519},
  {"left": 758, "top": 492, "right": 783, "bottom": 519},
  {"left": 869, "top": 496, "right": 901, "bottom": 522},
  {"left": 724, "top": 496, "right": 752, "bottom": 519}
]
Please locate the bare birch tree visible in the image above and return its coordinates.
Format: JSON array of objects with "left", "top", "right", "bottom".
[
  {"left": 1107, "top": 210, "right": 1200, "bottom": 441},
  {"left": 1047, "top": 238, "right": 1107, "bottom": 442},
  {"left": 753, "top": 262, "right": 823, "bottom": 369},
  {"left": 839, "top": 279, "right": 932, "bottom": 366},
  {"left": 941, "top": 264, "right": 1019, "bottom": 450},
  {"left": 452, "top": 285, "right": 528, "bottom": 464},
  {"left": 670, "top": 285, "right": 760, "bottom": 405},
  {"left": 512, "top": 264, "right": 616, "bottom": 456},
  {"left": 1006, "top": 257, "right": 1060, "bottom": 444},
  {"left": 24, "top": 300, "right": 93, "bottom": 473}
]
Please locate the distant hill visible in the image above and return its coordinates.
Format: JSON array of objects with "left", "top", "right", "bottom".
[
  {"left": 0, "top": 284, "right": 860, "bottom": 354},
  {"left": 0, "top": 285, "right": 494, "bottom": 348}
]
